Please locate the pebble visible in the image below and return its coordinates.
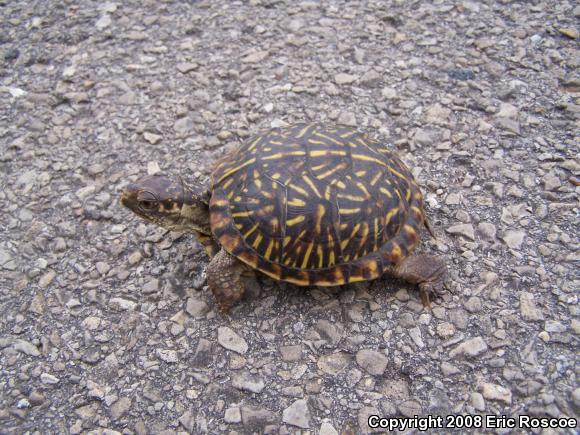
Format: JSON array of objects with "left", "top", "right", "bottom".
[
  {"left": 450, "top": 337, "right": 488, "bottom": 358},
  {"left": 13, "top": 340, "right": 41, "bottom": 356},
  {"left": 142, "top": 278, "right": 159, "bottom": 294},
  {"left": 186, "top": 297, "right": 209, "bottom": 318},
  {"left": 334, "top": 73, "right": 358, "bottom": 85},
  {"left": 502, "top": 230, "right": 526, "bottom": 249},
  {"left": 109, "top": 297, "right": 137, "bottom": 311},
  {"left": 279, "top": 344, "right": 302, "bottom": 361},
  {"left": 128, "top": 251, "right": 143, "bottom": 265},
  {"left": 282, "top": 399, "right": 311, "bottom": 429},
  {"left": 398, "top": 400, "right": 422, "bottom": 417},
  {"left": 477, "top": 222, "right": 497, "bottom": 241},
  {"left": 224, "top": 406, "right": 242, "bottom": 423},
  {"left": 232, "top": 371, "right": 265, "bottom": 393},
  {"left": 240, "top": 406, "right": 276, "bottom": 431},
  {"left": 446, "top": 224, "right": 475, "bottom": 240},
  {"left": 241, "top": 50, "right": 269, "bottom": 63},
  {"left": 481, "top": 383, "right": 512, "bottom": 404},
  {"left": 471, "top": 392, "right": 485, "bottom": 411},
  {"left": 38, "top": 270, "right": 56, "bottom": 288},
  {"left": 317, "top": 352, "right": 351, "bottom": 375},
  {"left": 40, "top": 373, "right": 60, "bottom": 384},
  {"left": 217, "top": 327, "right": 248, "bottom": 354},
  {"left": 519, "top": 292, "right": 544, "bottom": 321},
  {"left": 156, "top": 349, "right": 178, "bottom": 363},
  {"left": 110, "top": 397, "right": 132, "bottom": 419},
  {"left": 320, "top": 421, "right": 339, "bottom": 435},
  {"left": 355, "top": 349, "right": 389, "bottom": 375},
  {"left": 544, "top": 320, "right": 566, "bottom": 333}
]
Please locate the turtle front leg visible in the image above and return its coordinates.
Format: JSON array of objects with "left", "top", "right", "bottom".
[
  {"left": 206, "top": 248, "right": 247, "bottom": 312},
  {"left": 385, "top": 254, "right": 447, "bottom": 308}
]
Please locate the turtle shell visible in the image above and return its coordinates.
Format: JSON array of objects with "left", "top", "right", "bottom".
[{"left": 208, "top": 124, "right": 427, "bottom": 286}]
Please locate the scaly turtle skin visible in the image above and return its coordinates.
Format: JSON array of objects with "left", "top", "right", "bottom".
[{"left": 121, "top": 124, "right": 446, "bottom": 311}]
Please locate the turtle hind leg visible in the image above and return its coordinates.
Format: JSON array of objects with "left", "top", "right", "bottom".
[
  {"left": 385, "top": 254, "right": 447, "bottom": 308},
  {"left": 206, "top": 248, "right": 247, "bottom": 312}
]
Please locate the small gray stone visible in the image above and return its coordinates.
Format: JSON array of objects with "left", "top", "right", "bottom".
[
  {"left": 314, "top": 319, "right": 343, "bottom": 345},
  {"left": 450, "top": 337, "right": 488, "bottom": 358},
  {"left": 334, "top": 73, "right": 358, "bottom": 85},
  {"left": 464, "top": 296, "right": 482, "bottom": 313},
  {"left": 446, "top": 224, "right": 475, "bottom": 240},
  {"left": 40, "top": 373, "right": 60, "bottom": 384},
  {"left": 481, "top": 383, "right": 512, "bottom": 404},
  {"left": 502, "top": 230, "right": 526, "bottom": 249},
  {"left": 174, "top": 117, "right": 194, "bottom": 136},
  {"left": 142, "top": 278, "right": 159, "bottom": 294},
  {"left": 176, "top": 62, "right": 198, "bottom": 74},
  {"left": 143, "top": 132, "right": 162, "bottom": 145},
  {"left": 496, "top": 102, "right": 519, "bottom": 119},
  {"left": 95, "top": 14, "right": 112, "bottom": 30},
  {"left": 241, "top": 406, "right": 276, "bottom": 431},
  {"left": 13, "top": 340, "right": 41, "bottom": 356},
  {"left": 320, "top": 421, "right": 339, "bottom": 435},
  {"left": 232, "top": 371, "right": 265, "bottom": 393},
  {"left": 358, "top": 407, "right": 380, "bottom": 434},
  {"left": 477, "top": 222, "right": 497, "bottom": 241},
  {"left": 399, "top": 400, "right": 422, "bottom": 417},
  {"left": 38, "top": 270, "right": 56, "bottom": 288},
  {"left": 441, "top": 362, "right": 461, "bottom": 376},
  {"left": 381, "top": 86, "right": 398, "bottom": 99},
  {"left": 355, "top": 349, "right": 388, "bottom": 376},
  {"left": 414, "top": 128, "right": 438, "bottom": 146},
  {"left": 110, "top": 396, "right": 132, "bottom": 419},
  {"left": 495, "top": 117, "right": 520, "bottom": 134},
  {"left": 191, "top": 338, "right": 212, "bottom": 367},
  {"left": 178, "top": 408, "right": 195, "bottom": 432},
  {"left": 242, "top": 50, "right": 269, "bottom": 63},
  {"left": 186, "top": 297, "right": 209, "bottom": 318},
  {"left": 572, "top": 388, "right": 580, "bottom": 408},
  {"left": 283, "top": 399, "right": 311, "bottom": 429},
  {"left": 280, "top": 344, "right": 302, "bottom": 361},
  {"left": 224, "top": 407, "right": 241, "bottom": 423},
  {"left": 217, "top": 327, "right": 248, "bottom": 354},
  {"left": 544, "top": 320, "right": 566, "bottom": 333},
  {"left": 318, "top": 352, "right": 351, "bottom": 375},
  {"left": 519, "top": 292, "right": 544, "bottom": 321},
  {"left": 109, "top": 297, "right": 137, "bottom": 311},
  {"left": 337, "top": 111, "right": 357, "bottom": 126},
  {"left": 471, "top": 392, "right": 485, "bottom": 411},
  {"left": 156, "top": 349, "right": 178, "bottom": 363}
]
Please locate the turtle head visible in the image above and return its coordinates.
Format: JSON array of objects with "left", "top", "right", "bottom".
[{"left": 120, "top": 174, "right": 211, "bottom": 234}]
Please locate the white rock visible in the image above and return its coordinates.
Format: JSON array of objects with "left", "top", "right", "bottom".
[
  {"left": 481, "top": 383, "right": 512, "bottom": 404},
  {"left": 282, "top": 399, "right": 310, "bottom": 429},
  {"left": 217, "top": 327, "right": 248, "bottom": 354}
]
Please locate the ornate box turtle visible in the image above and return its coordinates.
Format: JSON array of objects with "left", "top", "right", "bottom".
[{"left": 121, "top": 124, "right": 446, "bottom": 311}]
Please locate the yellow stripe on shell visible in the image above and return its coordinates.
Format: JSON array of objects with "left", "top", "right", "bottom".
[
  {"left": 288, "top": 198, "right": 306, "bottom": 207},
  {"left": 302, "top": 175, "right": 322, "bottom": 197},
  {"left": 264, "top": 239, "right": 274, "bottom": 260},
  {"left": 288, "top": 184, "right": 309, "bottom": 196},
  {"left": 218, "top": 157, "right": 257, "bottom": 183},
  {"left": 262, "top": 151, "right": 306, "bottom": 160},
  {"left": 286, "top": 215, "right": 305, "bottom": 226},
  {"left": 252, "top": 234, "right": 263, "bottom": 250},
  {"left": 316, "top": 163, "right": 347, "bottom": 180},
  {"left": 243, "top": 222, "right": 260, "bottom": 239},
  {"left": 309, "top": 149, "right": 347, "bottom": 157},
  {"left": 317, "top": 245, "right": 324, "bottom": 268},
  {"left": 312, "top": 132, "right": 346, "bottom": 146},
  {"left": 301, "top": 242, "right": 314, "bottom": 269},
  {"left": 379, "top": 187, "right": 393, "bottom": 198}
]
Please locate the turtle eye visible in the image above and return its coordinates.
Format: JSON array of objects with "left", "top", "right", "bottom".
[{"left": 139, "top": 200, "right": 157, "bottom": 211}]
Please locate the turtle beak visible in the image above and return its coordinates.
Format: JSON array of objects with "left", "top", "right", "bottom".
[{"left": 120, "top": 184, "right": 138, "bottom": 209}]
